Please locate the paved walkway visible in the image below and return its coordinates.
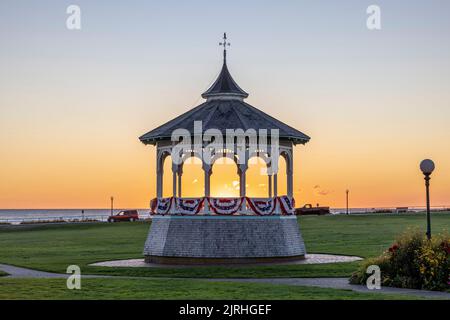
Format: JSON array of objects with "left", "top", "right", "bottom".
[
  {"left": 207, "top": 277, "right": 450, "bottom": 299},
  {"left": 90, "top": 254, "right": 362, "bottom": 268},
  {"left": 0, "top": 264, "right": 63, "bottom": 278},
  {"left": 1, "top": 263, "right": 449, "bottom": 299},
  {"left": 0, "top": 264, "right": 106, "bottom": 279}
]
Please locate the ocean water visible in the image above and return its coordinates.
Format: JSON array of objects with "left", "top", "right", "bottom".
[
  {"left": 0, "top": 207, "right": 441, "bottom": 224},
  {"left": 0, "top": 209, "right": 150, "bottom": 224}
]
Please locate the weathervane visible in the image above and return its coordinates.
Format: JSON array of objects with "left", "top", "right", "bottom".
[{"left": 219, "top": 32, "right": 230, "bottom": 62}]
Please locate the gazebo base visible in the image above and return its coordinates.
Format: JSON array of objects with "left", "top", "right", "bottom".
[
  {"left": 143, "top": 215, "right": 306, "bottom": 265},
  {"left": 144, "top": 255, "right": 305, "bottom": 265}
]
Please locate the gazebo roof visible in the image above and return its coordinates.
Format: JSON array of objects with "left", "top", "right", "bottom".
[
  {"left": 140, "top": 47, "right": 310, "bottom": 146},
  {"left": 140, "top": 99, "right": 310, "bottom": 145}
]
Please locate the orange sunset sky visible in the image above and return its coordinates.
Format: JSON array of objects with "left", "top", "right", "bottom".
[{"left": 1, "top": 1, "right": 449, "bottom": 209}]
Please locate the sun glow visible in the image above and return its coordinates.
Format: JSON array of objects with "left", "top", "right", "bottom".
[
  {"left": 210, "top": 158, "right": 240, "bottom": 198},
  {"left": 2, "top": 1, "right": 450, "bottom": 209}
]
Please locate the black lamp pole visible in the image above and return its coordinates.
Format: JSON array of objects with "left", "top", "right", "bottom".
[
  {"left": 110, "top": 196, "right": 114, "bottom": 216},
  {"left": 346, "top": 189, "right": 349, "bottom": 215},
  {"left": 420, "top": 159, "right": 435, "bottom": 241},
  {"left": 424, "top": 174, "right": 431, "bottom": 240}
]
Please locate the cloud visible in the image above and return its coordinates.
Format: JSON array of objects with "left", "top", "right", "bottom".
[{"left": 313, "top": 185, "right": 333, "bottom": 196}]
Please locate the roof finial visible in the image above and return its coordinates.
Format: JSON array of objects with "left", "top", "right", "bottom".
[{"left": 219, "top": 32, "right": 230, "bottom": 63}]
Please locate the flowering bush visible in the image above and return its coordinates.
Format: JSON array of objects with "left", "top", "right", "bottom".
[{"left": 350, "top": 230, "right": 450, "bottom": 291}]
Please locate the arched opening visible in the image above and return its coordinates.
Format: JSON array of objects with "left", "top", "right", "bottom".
[
  {"left": 246, "top": 156, "right": 269, "bottom": 197},
  {"left": 277, "top": 155, "right": 288, "bottom": 196},
  {"left": 210, "top": 157, "right": 239, "bottom": 197},
  {"left": 180, "top": 156, "right": 204, "bottom": 197},
  {"left": 162, "top": 155, "right": 174, "bottom": 198}
]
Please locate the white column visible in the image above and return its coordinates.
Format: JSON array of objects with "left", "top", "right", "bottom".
[
  {"left": 172, "top": 164, "right": 177, "bottom": 199},
  {"left": 268, "top": 174, "right": 272, "bottom": 197},
  {"left": 287, "top": 150, "right": 293, "bottom": 199},
  {"left": 203, "top": 163, "right": 211, "bottom": 214},
  {"left": 156, "top": 151, "right": 163, "bottom": 199},
  {"left": 273, "top": 173, "right": 279, "bottom": 214},
  {"left": 273, "top": 173, "right": 278, "bottom": 197},
  {"left": 287, "top": 170, "right": 293, "bottom": 199},
  {"left": 177, "top": 167, "right": 183, "bottom": 198},
  {"left": 269, "top": 149, "right": 280, "bottom": 213},
  {"left": 157, "top": 167, "right": 163, "bottom": 199},
  {"left": 239, "top": 164, "right": 247, "bottom": 213}
]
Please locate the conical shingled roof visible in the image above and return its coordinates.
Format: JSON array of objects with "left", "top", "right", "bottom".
[
  {"left": 140, "top": 56, "right": 310, "bottom": 145},
  {"left": 201, "top": 61, "right": 249, "bottom": 99}
]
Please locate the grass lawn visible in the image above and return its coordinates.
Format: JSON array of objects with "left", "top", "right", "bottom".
[
  {"left": 0, "top": 271, "right": 8, "bottom": 277},
  {"left": 0, "top": 213, "right": 449, "bottom": 279},
  {"left": 0, "top": 277, "right": 419, "bottom": 300}
]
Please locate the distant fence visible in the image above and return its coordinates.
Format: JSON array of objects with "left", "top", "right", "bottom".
[
  {"left": 330, "top": 206, "right": 450, "bottom": 215},
  {"left": 0, "top": 214, "right": 153, "bottom": 226},
  {"left": 0, "top": 214, "right": 110, "bottom": 225}
]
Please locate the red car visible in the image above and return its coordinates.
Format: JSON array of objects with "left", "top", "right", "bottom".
[{"left": 107, "top": 210, "right": 139, "bottom": 222}]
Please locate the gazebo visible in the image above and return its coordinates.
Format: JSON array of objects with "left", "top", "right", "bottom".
[{"left": 140, "top": 34, "right": 310, "bottom": 264}]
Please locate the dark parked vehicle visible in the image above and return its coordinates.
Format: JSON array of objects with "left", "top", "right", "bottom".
[
  {"left": 107, "top": 210, "right": 139, "bottom": 222},
  {"left": 296, "top": 204, "right": 330, "bottom": 216}
]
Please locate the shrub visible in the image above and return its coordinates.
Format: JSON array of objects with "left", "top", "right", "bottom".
[{"left": 350, "top": 229, "right": 450, "bottom": 291}]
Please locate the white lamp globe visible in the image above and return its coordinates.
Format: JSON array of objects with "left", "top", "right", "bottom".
[{"left": 420, "top": 159, "right": 435, "bottom": 175}]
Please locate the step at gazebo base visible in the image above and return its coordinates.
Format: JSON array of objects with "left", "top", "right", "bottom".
[{"left": 143, "top": 215, "right": 306, "bottom": 265}]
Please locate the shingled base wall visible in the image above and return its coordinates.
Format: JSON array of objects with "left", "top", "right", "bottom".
[{"left": 143, "top": 215, "right": 306, "bottom": 264}]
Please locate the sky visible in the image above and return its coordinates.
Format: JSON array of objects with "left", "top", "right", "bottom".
[{"left": 1, "top": 0, "right": 449, "bottom": 209}]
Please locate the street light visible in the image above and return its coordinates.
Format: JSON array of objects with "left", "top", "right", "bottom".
[
  {"left": 110, "top": 196, "right": 114, "bottom": 216},
  {"left": 346, "top": 189, "right": 349, "bottom": 215},
  {"left": 420, "top": 159, "right": 435, "bottom": 240}
]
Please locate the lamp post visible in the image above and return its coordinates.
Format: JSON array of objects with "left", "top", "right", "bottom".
[
  {"left": 420, "top": 159, "right": 435, "bottom": 240},
  {"left": 346, "top": 189, "right": 349, "bottom": 215},
  {"left": 110, "top": 196, "right": 114, "bottom": 216}
]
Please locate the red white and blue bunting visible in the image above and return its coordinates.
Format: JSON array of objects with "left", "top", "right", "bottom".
[
  {"left": 207, "top": 197, "right": 243, "bottom": 215},
  {"left": 150, "top": 196, "right": 296, "bottom": 215},
  {"left": 278, "top": 196, "right": 295, "bottom": 215},
  {"left": 174, "top": 198, "right": 204, "bottom": 215},
  {"left": 246, "top": 197, "right": 276, "bottom": 216},
  {"left": 150, "top": 197, "right": 173, "bottom": 215}
]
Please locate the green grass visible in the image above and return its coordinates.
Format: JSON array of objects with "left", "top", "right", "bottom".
[
  {"left": 0, "top": 277, "right": 419, "bottom": 300},
  {"left": 0, "top": 271, "right": 8, "bottom": 277},
  {"left": 0, "top": 213, "right": 449, "bottom": 279},
  {"left": 1, "top": 213, "right": 448, "bottom": 300}
]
